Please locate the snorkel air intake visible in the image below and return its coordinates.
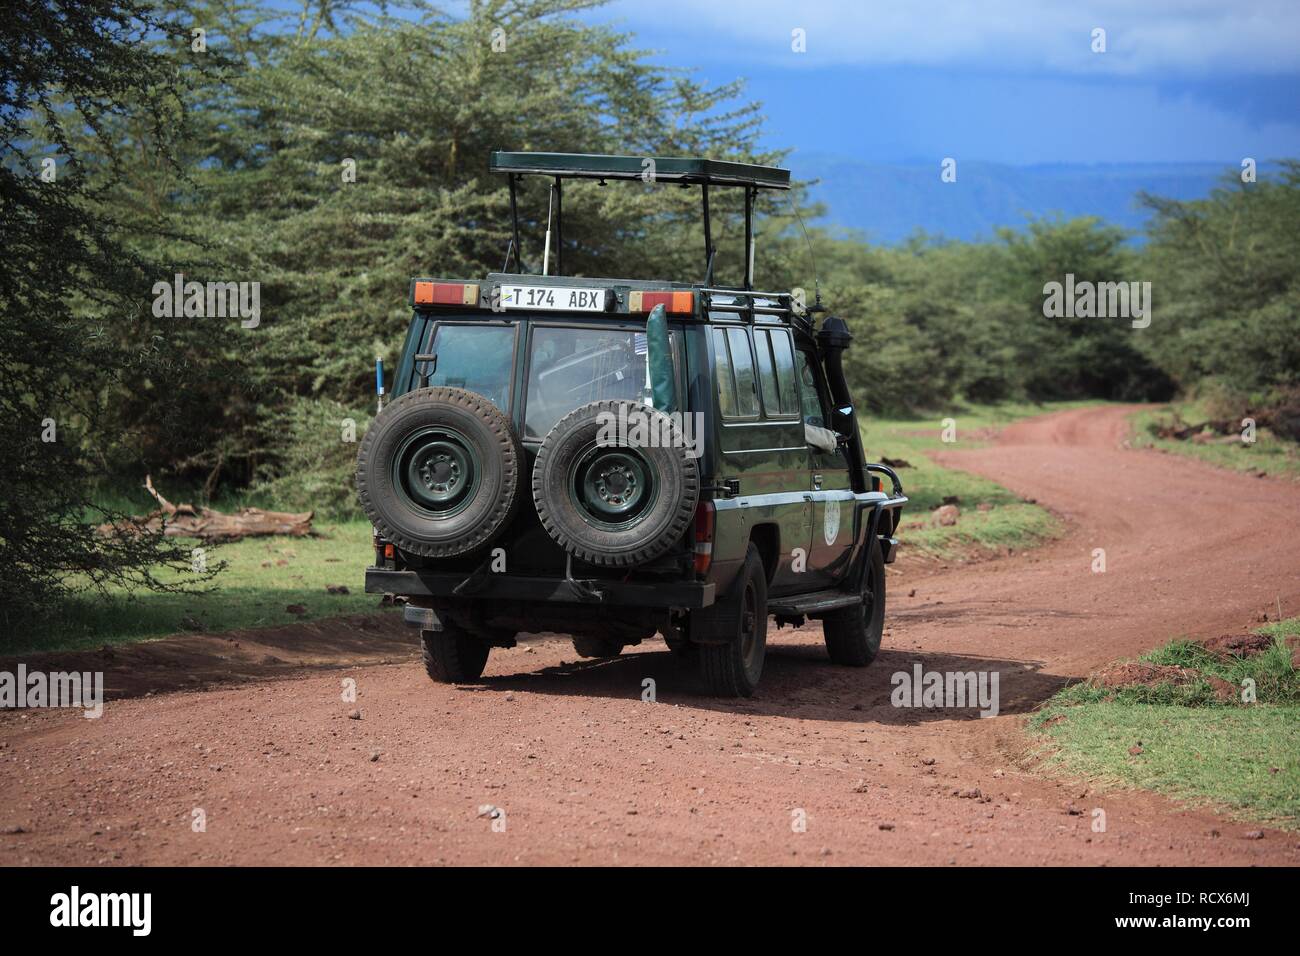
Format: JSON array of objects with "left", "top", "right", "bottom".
[{"left": 816, "top": 315, "right": 868, "bottom": 493}]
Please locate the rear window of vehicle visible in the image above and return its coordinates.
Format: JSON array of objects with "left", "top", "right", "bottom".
[
  {"left": 524, "top": 325, "right": 675, "bottom": 440},
  {"left": 420, "top": 323, "right": 515, "bottom": 410}
]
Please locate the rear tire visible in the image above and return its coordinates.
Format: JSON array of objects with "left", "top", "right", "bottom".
[
  {"left": 822, "top": 540, "right": 885, "bottom": 666},
  {"left": 697, "top": 544, "right": 768, "bottom": 697},
  {"left": 421, "top": 626, "right": 490, "bottom": 683}
]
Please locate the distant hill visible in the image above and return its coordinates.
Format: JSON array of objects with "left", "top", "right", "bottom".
[{"left": 791, "top": 154, "right": 1247, "bottom": 244}]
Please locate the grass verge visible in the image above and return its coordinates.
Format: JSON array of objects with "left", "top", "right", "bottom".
[
  {"left": 1030, "top": 617, "right": 1300, "bottom": 829},
  {"left": 1130, "top": 399, "right": 1300, "bottom": 480},
  {"left": 861, "top": 400, "right": 1095, "bottom": 559},
  {"left": 12, "top": 521, "right": 389, "bottom": 655}
]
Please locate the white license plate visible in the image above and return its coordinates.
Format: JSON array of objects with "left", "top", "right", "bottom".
[{"left": 498, "top": 285, "right": 606, "bottom": 312}]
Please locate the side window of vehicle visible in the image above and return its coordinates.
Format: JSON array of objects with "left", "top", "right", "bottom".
[
  {"left": 795, "top": 349, "right": 827, "bottom": 428},
  {"left": 714, "top": 327, "right": 758, "bottom": 419},
  {"left": 712, "top": 328, "right": 738, "bottom": 418},
  {"left": 725, "top": 327, "right": 759, "bottom": 417},
  {"left": 755, "top": 328, "right": 799, "bottom": 418}
]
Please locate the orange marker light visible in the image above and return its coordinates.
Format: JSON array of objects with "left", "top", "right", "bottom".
[
  {"left": 413, "top": 281, "right": 480, "bottom": 307},
  {"left": 629, "top": 290, "right": 694, "bottom": 314}
]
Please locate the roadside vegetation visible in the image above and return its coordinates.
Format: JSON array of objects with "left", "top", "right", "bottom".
[
  {"left": 862, "top": 401, "right": 1092, "bottom": 559},
  {"left": 11, "top": 521, "right": 384, "bottom": 656},
  {"left": 1030, "top": 618, "right": 1300, "bottom": 829},
  {"left": 1130, "top": 398, "right": 1300, "bottom": 480}
]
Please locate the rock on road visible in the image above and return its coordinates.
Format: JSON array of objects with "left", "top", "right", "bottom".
[{"left": 2, "top": 405, "right": 1298, "bottom": 866}]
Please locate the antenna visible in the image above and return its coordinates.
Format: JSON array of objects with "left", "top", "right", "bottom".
[{"left": 788, "top": 194, "right": 823, "bottom": 312}]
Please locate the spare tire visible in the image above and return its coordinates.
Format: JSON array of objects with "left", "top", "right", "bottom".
[
  {"left": 356, "top": 387, "right": 522, "bottom": 558},
  {"left": 532, "top": 400, "right": 699, "bottom": 567}
]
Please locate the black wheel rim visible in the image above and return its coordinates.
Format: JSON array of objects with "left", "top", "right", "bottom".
[
  {"left": 393, "top": 426, "right": 480, "bottom": 516},
  {"left": 570, "top": 443, "right": 656, "bottom": 528}
]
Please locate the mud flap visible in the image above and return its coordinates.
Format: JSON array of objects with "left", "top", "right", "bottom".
[{"left": 403, "top": 605, "right": 442, "bottom": 631}]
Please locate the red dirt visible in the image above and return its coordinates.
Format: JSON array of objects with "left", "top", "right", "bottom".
[
  {"left": 2, "top": 404, "right": 1299, "bottom": 866},
  {"left": 1198, "top": 632, "right": 1275, "bottom": 658},
  {"left": 1091, "top": 662, "right": 1238, "bottom": 703}
]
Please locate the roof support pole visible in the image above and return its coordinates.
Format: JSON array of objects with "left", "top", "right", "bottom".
[
  {"left": 743, "top": 185, "right": 754, "bottom": 291},
  {"left": 508, "top": 175, "right": 522, "bottom": 273},
  {"left": 554, "top": 176, "right": 563, "bottom": 276},
  {"left": 701, "top": 183, "right": 713, "bottom": 276}
]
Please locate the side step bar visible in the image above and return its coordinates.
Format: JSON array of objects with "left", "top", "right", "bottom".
[{"left": 769, "top": 590, "right": 862, "bottom": 617}]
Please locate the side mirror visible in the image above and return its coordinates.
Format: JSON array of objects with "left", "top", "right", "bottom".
[{"left": 831, "top": 404, "right": 855, "bottom": 435}]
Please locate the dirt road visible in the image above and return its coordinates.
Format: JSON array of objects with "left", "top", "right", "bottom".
[{"left": 3, "top": 405, "right": 1298, "bottom": 865}]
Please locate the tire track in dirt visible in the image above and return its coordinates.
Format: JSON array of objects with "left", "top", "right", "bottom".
[{"left": 2, "top": 405, "right": 1298, "bottom": 865}]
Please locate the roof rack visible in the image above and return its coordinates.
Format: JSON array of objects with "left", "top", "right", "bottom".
[
  {"left": 489, "top": 151, "right": 790, "bottom": 190},
  {"left": 490, "top": 150, "right": 791, "bottom": 290},
  {"left": 701, "top": 288, "right": 813, "bottom": 336}
]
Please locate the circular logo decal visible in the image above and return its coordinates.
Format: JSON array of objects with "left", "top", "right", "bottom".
[{"left": 823, "top": 498, "right": 840, "bottom": 546}]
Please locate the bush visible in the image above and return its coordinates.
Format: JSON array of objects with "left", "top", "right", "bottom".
[{"left": 249, "top": 397, "right": 373, "bottom": 520}]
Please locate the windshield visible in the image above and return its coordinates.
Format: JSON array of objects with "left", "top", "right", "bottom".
[{"left": 524, "top": 326, "right": 674, "bottom": 440}]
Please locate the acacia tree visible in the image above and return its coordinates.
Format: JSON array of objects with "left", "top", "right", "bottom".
[
  {"left": 168, "top": 0, "right": 800, "bottom": 511},
  {"left": 1139, "top": 163, "right": 1300, "bottom": 425},
  {"left": 0, "top": 0, "right": 215, "bottom": 627}
]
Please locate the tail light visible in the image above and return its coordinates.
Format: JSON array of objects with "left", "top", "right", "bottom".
[
  {"left": 693, "top": 501, "right": 715, "bottom": 575},
  {"left": 629, "top": 290, "right": 694, "bottom": 314},
  {"left": 413, "top": 280, "right": 479, "bottom": 307}
]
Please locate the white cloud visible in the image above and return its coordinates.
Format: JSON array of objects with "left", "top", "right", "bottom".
[{"left": 609, "top": 0, "right": 1300, "bottom": 74}]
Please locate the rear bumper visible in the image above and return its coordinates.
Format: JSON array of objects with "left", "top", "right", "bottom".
[{"left": 366, "top": 568, "right": 715, "bottom": 608}]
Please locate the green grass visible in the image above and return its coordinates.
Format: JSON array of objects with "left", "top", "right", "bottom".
[
  {"left": 1031, "top": 618, "right": 1300, "bottom": 829},
  {"left": 1130, "top": 399, "right": 1300, "bottom": 480},
  {"left": 14, "top": 521, "right": 389, "bottom": 655},
  {"left": 861, "top": 400, "right": 1095, "bottom": 558}
]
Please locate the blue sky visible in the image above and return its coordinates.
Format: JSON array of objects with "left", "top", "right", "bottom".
[{"left": 587, "top": 0, "right": 1300, "bottom": 165}]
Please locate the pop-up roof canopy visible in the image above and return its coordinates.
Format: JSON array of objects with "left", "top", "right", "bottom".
[
  {"left": 488, "top": 151, "right": 790, "bottom": 191},
  {"left": 489, "top": 150, "right": 792, "bottom": 288}
]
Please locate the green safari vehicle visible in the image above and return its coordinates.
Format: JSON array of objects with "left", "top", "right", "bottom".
[{"left": 358, "top": 151, "right": 907, "bottom": 697}]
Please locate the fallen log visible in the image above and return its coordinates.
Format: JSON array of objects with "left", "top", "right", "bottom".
[{"left": 97, "top": 476, "right": 315, "bottom": 541}]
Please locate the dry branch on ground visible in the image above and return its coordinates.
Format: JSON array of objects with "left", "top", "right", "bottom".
[{"left": 97, "top": 476, "right": 314, "bottom": 541}]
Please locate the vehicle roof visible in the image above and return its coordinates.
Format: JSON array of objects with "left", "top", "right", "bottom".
[{"left": 489, "top": 151, "right": 791, "bottom": 191}]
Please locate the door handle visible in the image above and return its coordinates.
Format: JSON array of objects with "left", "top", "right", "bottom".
[{"left": 812, "top": 473, "right": 823, "bottom": 490}]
